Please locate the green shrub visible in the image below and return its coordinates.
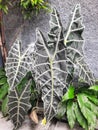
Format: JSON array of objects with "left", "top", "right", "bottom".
[{"left": 57, "top": 85, "right": 98, "bottom": 130}]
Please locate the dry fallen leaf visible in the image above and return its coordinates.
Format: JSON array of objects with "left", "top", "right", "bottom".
[{"left": 30, "top": 109, "right": 39, "bottom": 124}]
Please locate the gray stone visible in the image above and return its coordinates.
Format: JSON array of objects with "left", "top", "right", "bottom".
[{"left": 54, "top": 122, "right": 83, "bottom": 130}]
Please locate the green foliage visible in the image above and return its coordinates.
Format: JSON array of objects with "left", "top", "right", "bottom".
[
  {"left": 0, "top": 67, "right": 9, "bottom": 116},
  {"left": 62, "top": 85, "right": 75, "bottom": 101},
  {"left": 74, "top": 102, "right": 88, "bottom": 130},
  {"left": 67, "top": 100, "right": 76, "bottom": 128},
  {"left": 3, "top": 4, "right": 96, "bottom": 130},
  {"left": 31, "top": 4, "right": 95, "bottom": 123},
  {"left": 7, "top": 72, "right": 38, "bottom": 129},
  {"left": 0, "top": 0, "right": 50, "bottom": 18},
  {"left": 20, "top": 0, "right": 50, "bottom": 19},
  {"left": 8, "top": 79, "right": 31, "bottom": 130},
  {"left": 64, "top": 4, "right": 95, "bottom": 86},
  {"left": 1, "top": 97, "right": 8, "bottom": 117},
  {"left": 5, "top": 40, "right": 32, "bottom": 90},
  {"left": 57, "top": 102, "right": 66, "bottom": 119},
  {"left": 33, "top": 7, "right": 67, "bottom": 121},
  {"left": 57, "top": 85, "right": 98, "bottom": 130},
  {"left": 30, "top": 79, "right": 39, "bottom": 107},
  {"left": 0, "top": 0, "right": 9, "bottom": 13}
]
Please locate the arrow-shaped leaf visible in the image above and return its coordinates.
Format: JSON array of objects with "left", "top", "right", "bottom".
[
  {"left": 33, "top": 8, "right": 67, "bottom": 121},
  {"left": 8, "top": 80, "right": 31, "bottom": 129},
  {"left": 5, "top": 40, "right": 32, "bottom": 89},
  {"left": 64, "top": 4, "right": 84, "bottom": 61},
  {"left": 64, "top": 4, "right": 95, "bottom": 85}
]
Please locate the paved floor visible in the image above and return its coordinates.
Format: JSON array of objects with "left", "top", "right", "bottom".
[{"left": 0, "top": 112, "right": 84, "bottom": 130}]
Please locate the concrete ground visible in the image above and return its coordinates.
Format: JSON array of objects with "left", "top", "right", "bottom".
[{"left": 0, "top": 112, "right": 84, "bottom": 130}]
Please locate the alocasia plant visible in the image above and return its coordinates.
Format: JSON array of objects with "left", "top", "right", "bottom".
[
  {"left": 3, "top": 4, "right": 96, "bottom": 130},
  {"left": 33, "top": 8, "right": 67, "bottom": 121}
]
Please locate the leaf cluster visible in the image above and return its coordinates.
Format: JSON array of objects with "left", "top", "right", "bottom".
[{"left": 57, "top": 85, "right": 98, "bottom": 130}]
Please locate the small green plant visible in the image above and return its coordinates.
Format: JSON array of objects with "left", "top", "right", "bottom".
[
  {"left": 0, "top": 4, "right": 97, "bottom": 130},
  {"left": 57, "top": 85, "right": 98, "bottom": 130}
]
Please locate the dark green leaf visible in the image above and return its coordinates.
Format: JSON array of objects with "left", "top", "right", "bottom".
[
  {"left": 33, "top": 8, "right": 67, "bottom": 121},
  {"left": 83, "top": 89, "right": 98, "bottom": 97},
  {"left": 1, "top": 97, "right": 8, "bottom": 117},
  {"left": 74, "top": 102, "right": 88, "bottom": 130},
  {"left": 16, "top": 72, "right": 32, "bottom": 94},
  {"left": 0, "top": 83, "right": 9, "bottom": 100},
  {"left": 5, "top": 40, "right": 32, "bottom": 89},
  {"left": 77, "top": 94, "right": 96, "bottom": 129},
  {"left": 0, "top": 78, "right": 7, "bottom": 85},
  {"left": 67, "top": 100, "right": 76, "bottom": 128},
  {"left": 80, "top": 93, "right": 98, "bottom": 116},
  {"left": 56, "top": 102, "right": 66, "bottom": 119},
  {"left": 86, "top": 94, "right": 98, "bottom": 106},
  {"left": 89, "top": 85, "right": 98, "bottom": 91},
  {"left": 64, "top": 4, "right": 95, "bottom": 86},
  {"left": 0, "top": 70, "right": 5, "bottom": 78},
  {"left": 0, "top": 68, "right": 4, "bottom": 72},
  {"left": 8, "top": 80, "right": 31, "bottom": 130},
  {"left": 62, "top": 85, "right": 75, "bottom": 102}
]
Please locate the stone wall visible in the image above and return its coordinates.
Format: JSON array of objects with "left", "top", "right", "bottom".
[{"left": 4, "top": 0, "right": 98, "bottom": 78}]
